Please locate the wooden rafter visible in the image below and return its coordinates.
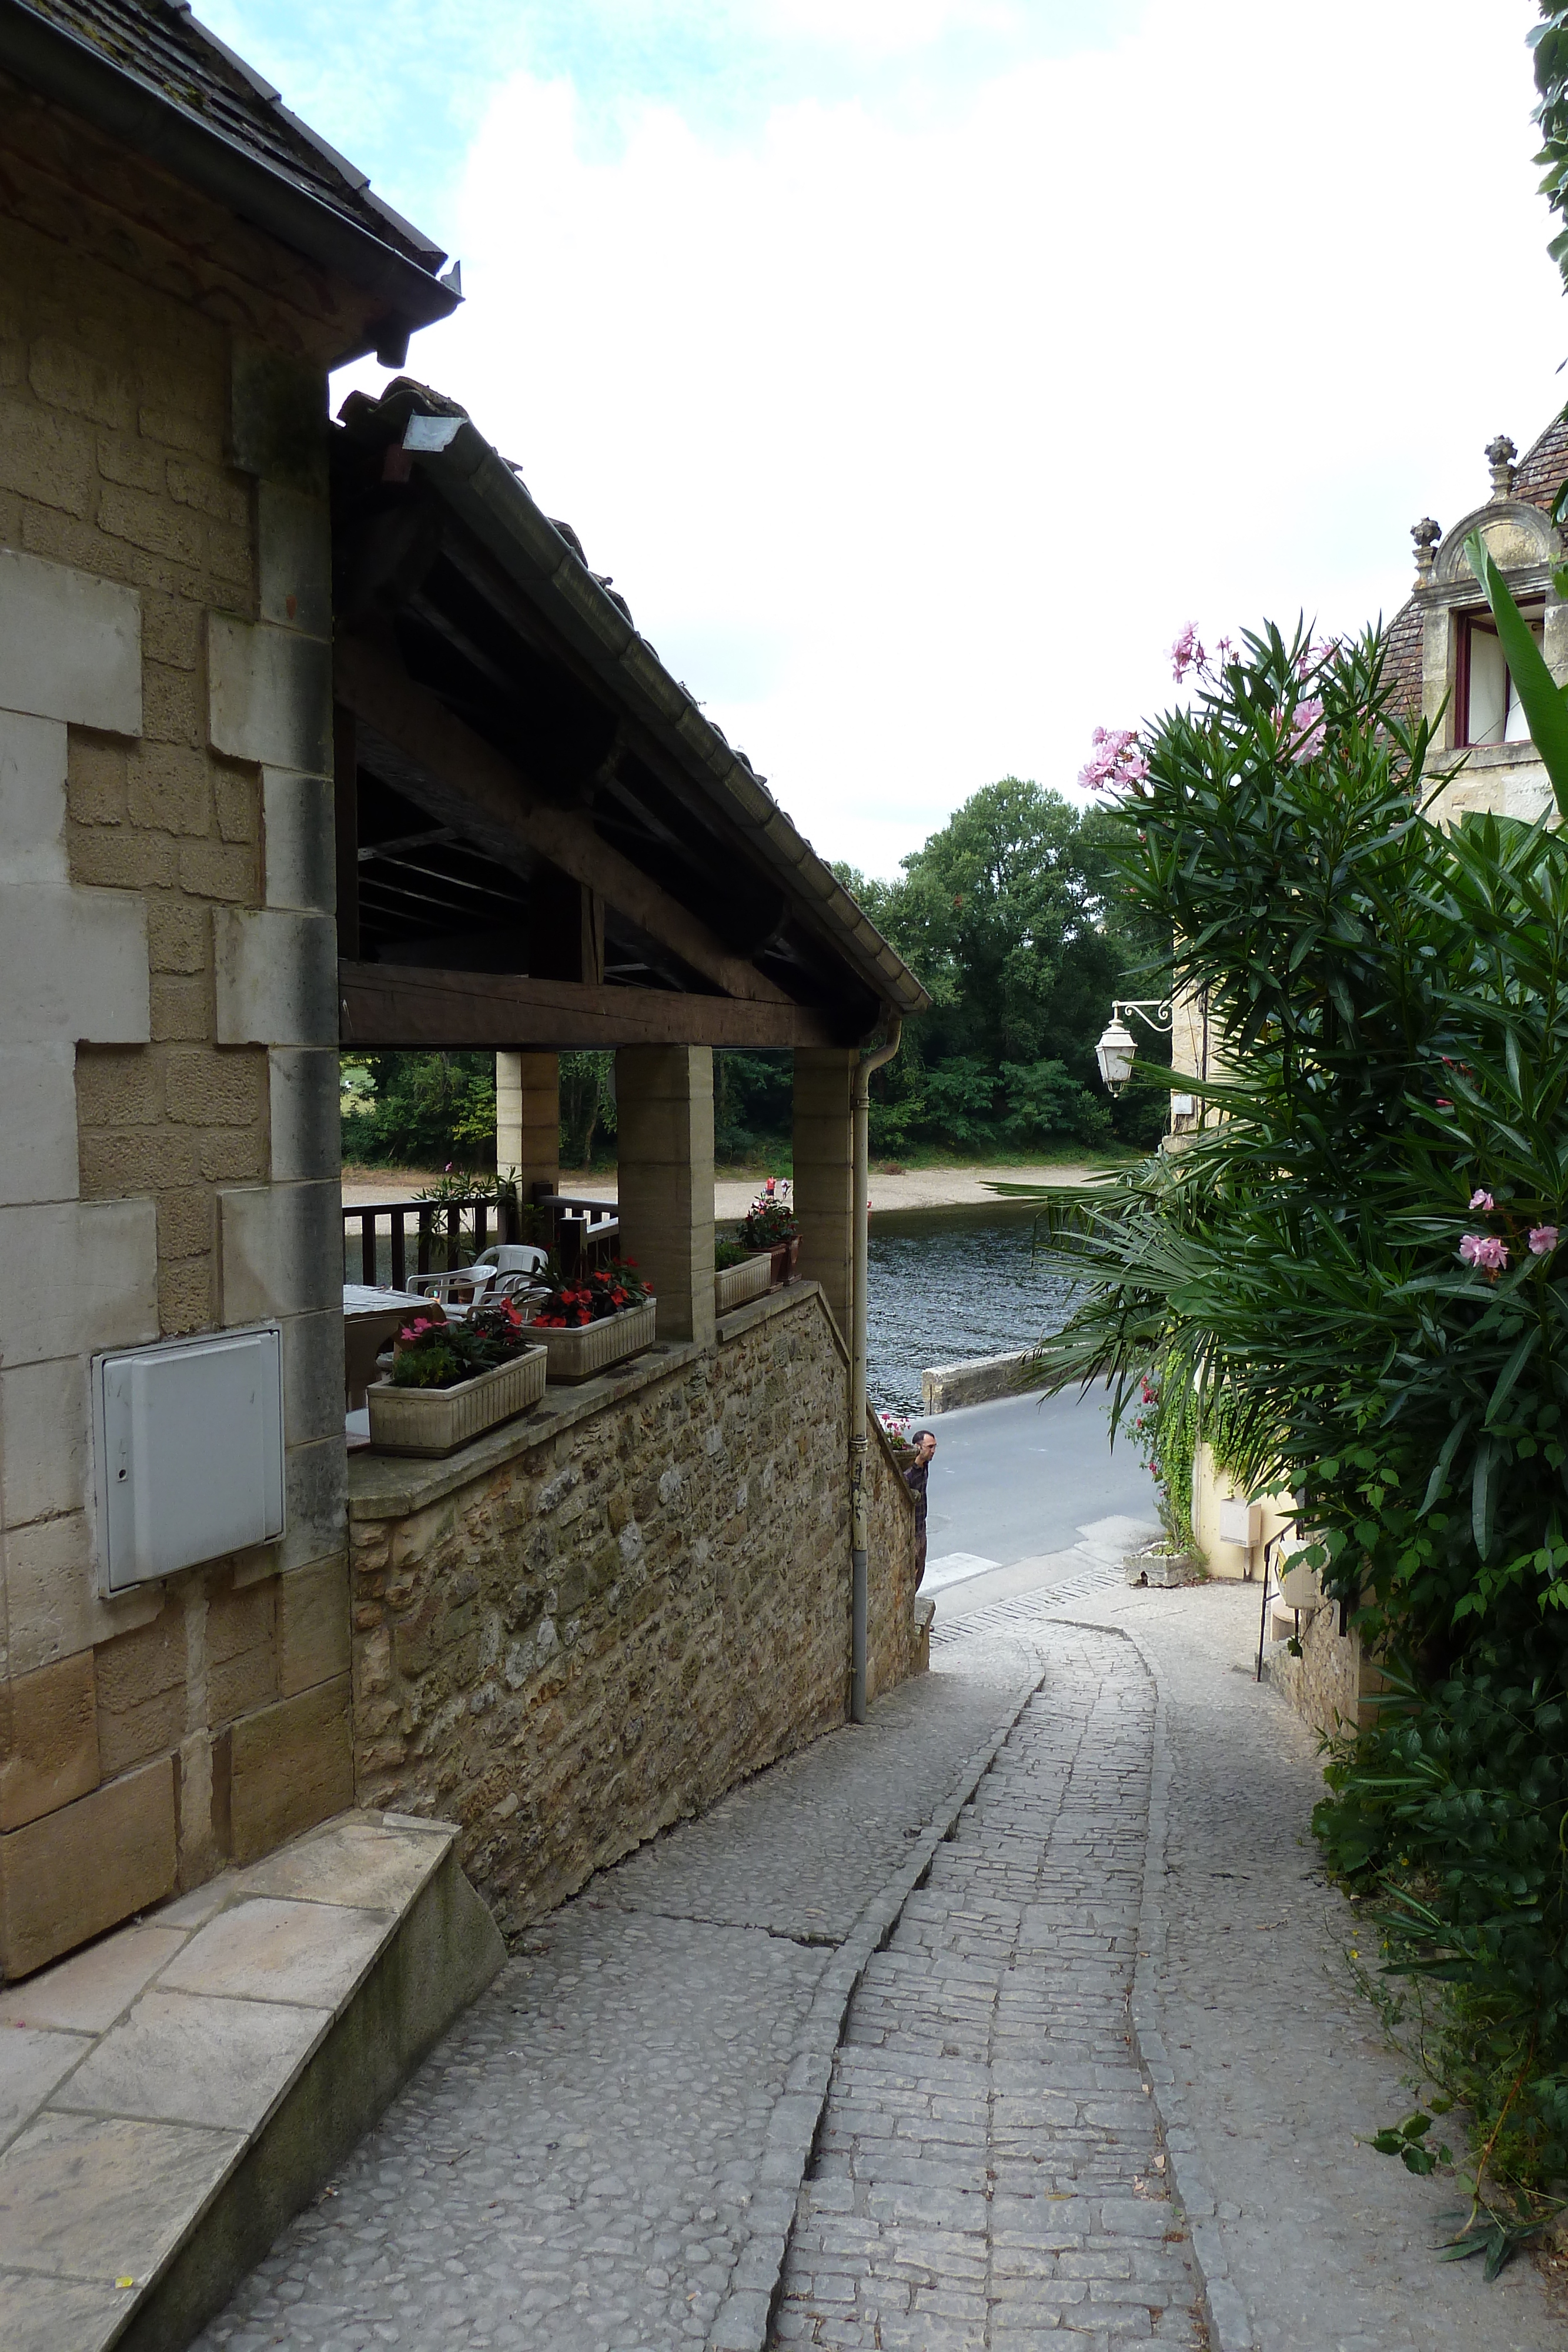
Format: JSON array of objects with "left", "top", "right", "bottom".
[{"left": 334, "top": 636, "right": 794, "bottom": 1007}]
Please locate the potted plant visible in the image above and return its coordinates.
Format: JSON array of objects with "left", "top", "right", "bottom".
[
  {"left": 367, "top": 1296, "right": 546, "bottom": 1456},
  {"left": 714, "top": 1234, "right": 773, "bottom": 1314},
  {"left": 739, "top": 1180, "right": 800, "bottom": 1289},
  {"left": 877, "top": 1409, "right": 919, "bottom": 1468},
  {"left": 523, "top": 1256, "right": 657, "bottom": 1384}
]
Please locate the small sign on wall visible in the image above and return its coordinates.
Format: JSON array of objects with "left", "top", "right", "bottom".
[{"left": 92, "top": 1327, "right": 285, "bottom": 1593}]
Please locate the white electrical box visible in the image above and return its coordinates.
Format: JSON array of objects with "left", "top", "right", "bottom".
[
  {"left": 93, "top": 1326, "right": 285, "bottom": 1593},
  {"left": 1171, "top": 1094, "right": 1195, "bottom": 1118},
  {"left": 1218, "top": 1496, "right": 1262, "bottom": 1549}
]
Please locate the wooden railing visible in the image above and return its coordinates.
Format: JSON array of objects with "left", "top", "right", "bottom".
[
  {"left": 342, "top": 1195, "right": 522, "bottom": 1289},
  {"left": 342, "top": 1190, "right": 621, "bottom": 1289},
  {"left": 531, "top": 1194, "right": 620, "bottom": 1277}
]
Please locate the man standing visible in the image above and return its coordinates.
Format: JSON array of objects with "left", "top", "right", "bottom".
[{"left": 904, "top": 1427, "right": 937, "bottom": 1589}]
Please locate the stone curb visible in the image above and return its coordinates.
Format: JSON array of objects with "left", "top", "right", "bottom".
[
  {"left": 1114, "top": 1618, "right": 1256, "bottom": 2352},
  {"left": 704, "top": 1639, "right": 1052, "bottom": 2352}
]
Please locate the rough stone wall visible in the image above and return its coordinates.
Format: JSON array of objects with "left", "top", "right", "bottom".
[
  {"left": 0, "top": 93, "right": 369, "bottom": 1977},
  {"left": 350, "top": 1289, "right": 922, "bottom": 1931},
  {"left": 1264, "top": 1602, "right": 1368, "bottom": 1748}
]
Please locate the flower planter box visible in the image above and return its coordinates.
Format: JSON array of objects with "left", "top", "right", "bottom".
[
  {"left": 766, "top": 1237, "right": 800, "bottom": 1289},
  {"left": 714, "top": 1253, "right": 773, "bottom": 1314},
  {"left": 367, "top": 1345, "right": 546, "bottom": 1458},
  {"left": 1124, "top": 1546, "right": 1191, "bottom": 1589},
  {"left": 527, "top": 1296, "right": 657, "bottom": 1385}
]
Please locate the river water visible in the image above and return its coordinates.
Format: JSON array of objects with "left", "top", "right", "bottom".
[{"left": 867, "top": 1201, "right": 1081, "bottom": 1415}]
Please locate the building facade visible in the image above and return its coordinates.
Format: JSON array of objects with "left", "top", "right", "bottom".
[{"left": 0, "top": 1, "right": 926, "bottom": 1984}]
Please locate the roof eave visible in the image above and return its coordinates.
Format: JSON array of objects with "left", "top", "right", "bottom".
[
  {"left": 408, "top": 419, "right": 930, "bottom": 1019},
  {"left": 0, "top": 0, "right": 457, "bottom": 366}
]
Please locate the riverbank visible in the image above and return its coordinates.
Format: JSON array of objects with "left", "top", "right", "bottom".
[{"left": 340, "top": 1161, "right": 1106, "bottom": 1215}]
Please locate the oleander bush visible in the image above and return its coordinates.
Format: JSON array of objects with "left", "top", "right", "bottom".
[{"left": 1025, "top": 600, "right": 1568, "bottom": 2249}]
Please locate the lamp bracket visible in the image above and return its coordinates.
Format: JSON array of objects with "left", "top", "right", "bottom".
[{"left": 1113, "top": 998, "right": 1173, "bottom": 1035}]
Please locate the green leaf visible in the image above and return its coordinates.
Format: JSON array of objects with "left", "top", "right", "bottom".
[
  {"left": 1420, "top": 1414, "right": 1470, "bottom": 1517},
  {"left": 1464, "top": 533, "right": 1568, "bottom": 817},
  {"left": 1486, "top": 1328, "right": 1540, "bottom": 1428}
]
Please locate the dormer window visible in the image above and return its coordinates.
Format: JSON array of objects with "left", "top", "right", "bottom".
[{"left": 1457, "top": 605, "right": 1544, "bottom": 746}]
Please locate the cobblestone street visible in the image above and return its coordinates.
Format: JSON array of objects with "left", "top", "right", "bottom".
[
  {"left": 194, "top": 1571, "right": 1559, "bottom": 2352},
  {"left": 772, "top": 1623, "right": 1202, "bottom": 2350}
]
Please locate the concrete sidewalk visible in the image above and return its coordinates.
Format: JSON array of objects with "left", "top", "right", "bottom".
[{"left": 192, "top": 1571, "right": 1559, "bottom": 2352}]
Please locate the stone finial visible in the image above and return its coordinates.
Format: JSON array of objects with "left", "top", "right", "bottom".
[
  {"left": 1486, "top": 433, "right": 1518, "bottom": 500},
  {"left": 1412, "top": 516, "right": 1440, "bottom": 587}
]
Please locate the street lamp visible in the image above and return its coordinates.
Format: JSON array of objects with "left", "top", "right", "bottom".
[{"left": 1095, "top": 999, "right": 1172, "bottom": 1095}]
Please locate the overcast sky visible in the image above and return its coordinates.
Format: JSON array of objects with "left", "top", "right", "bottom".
[{"left": 206, "top": 0, "right": 1566, "bottom": 877}]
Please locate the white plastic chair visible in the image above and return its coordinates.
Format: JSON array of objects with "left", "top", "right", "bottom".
[
  {"left": 471, "top": 1244, "right": 549, "bottom": 1277},
  {"left": 406, "top": 1266, "right": 499, "bottom": 1314}
]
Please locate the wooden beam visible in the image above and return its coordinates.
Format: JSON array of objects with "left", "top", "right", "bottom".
[
  {"left": 338, "top": 961, "right": 839, "bottom": 1050},
  {"left": 335, "top": 635, "right": 793, "bottom": 1005},
  {"left": 333, "top": 705, "right": 358, "bottom": 960}
]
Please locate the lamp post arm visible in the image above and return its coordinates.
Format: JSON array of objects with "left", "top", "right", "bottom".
[{"left": 1113, "top": 998, "right": 1173, "bottom": 1035}]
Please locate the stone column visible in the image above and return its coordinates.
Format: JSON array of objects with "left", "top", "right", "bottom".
[
  {"left": 614, "top": 1046, "right": 714, "bottom": 1346},
  {"left": 496, "top": 1051, "right": 560, "bottom": 1209},
  {"left": 793, "top": 1047, "right": 857, "bottom": 1337}
]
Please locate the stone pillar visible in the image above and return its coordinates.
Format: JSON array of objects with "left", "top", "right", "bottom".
[
  {"left": 614, "top": 1046, "right": 714, "bottom": 1346},
  {"left": 496, "top": 1051, "right": 560, "bottom": 1207},
  {"left": 793, "top": 1048, "right": 857, "bottom": 1337}
]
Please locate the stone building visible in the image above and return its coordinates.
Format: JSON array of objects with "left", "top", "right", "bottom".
[
  {"left": 1383, "top": 413, "right": 1568, "bottom": 820},
  {"left": 0, "top": 0, "right": 928, "bottom": 2010}
]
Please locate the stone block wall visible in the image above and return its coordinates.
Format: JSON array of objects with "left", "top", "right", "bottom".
[
  {"left": 1265, "top": 1601, "right": 1382, "bottom": 1749},
  {"left": 349, "top": 1287, "right": 922, "bottom": 1932},
  {"left": 0, "top": 88, "right": 379, "bottom": 1976}
]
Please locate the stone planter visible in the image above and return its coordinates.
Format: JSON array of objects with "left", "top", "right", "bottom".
[
  {"left": 1124, "top": 1546, "right": 1192, "bottom": 1589},
  {"left": 714, "top": 1254, "right": 772, "bottom": 1314},
  {"left": 367, "top": 1345, "right": 546, "bottom": 1458},
  {"left": 765, "top": 1236, "right": 801, "bottom": 1289},
  {"left": 526, "top": 1296, "right": 657, "bottom": 1385}
]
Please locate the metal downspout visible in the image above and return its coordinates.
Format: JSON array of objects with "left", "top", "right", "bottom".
[{"left": 851, "top": 1014, "right": 904, "bottom": 1723}]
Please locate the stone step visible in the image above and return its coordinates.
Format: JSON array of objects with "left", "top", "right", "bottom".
[{"left": 0, "top": 1809, "right": 503, "bottom": 2352}]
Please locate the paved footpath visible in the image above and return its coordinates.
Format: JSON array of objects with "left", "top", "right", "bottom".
[
  {"left": 194, "top": 1572, "right": 1559, "bottom": 2352},
  {"left": 772, "top": 1621, "right": 1202, "bottom": 2350}
]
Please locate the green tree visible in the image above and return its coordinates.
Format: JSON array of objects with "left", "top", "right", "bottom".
[
  {"left": 340, "top": 1051, "right": 497, "bottom": 1169},
  {"left": 837, "top": 777, "right": 1169, "bottom": 1155}
]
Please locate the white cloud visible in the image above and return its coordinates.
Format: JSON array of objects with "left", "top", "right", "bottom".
[
  {"left": 755, "top": 0, "right": 1022, "bottom": 54},
  {"left": 349, "top": 0, "right": 1564, "bottom": 876}
]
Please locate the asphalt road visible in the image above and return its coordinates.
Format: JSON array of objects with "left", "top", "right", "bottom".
[{"left": 917, "top": 1385, "right": 1159, "bottom": 1584}]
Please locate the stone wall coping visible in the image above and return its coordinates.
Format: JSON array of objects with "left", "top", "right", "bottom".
[{"left": 345, "top": 1279, "right": 915, "bottom": 1522}]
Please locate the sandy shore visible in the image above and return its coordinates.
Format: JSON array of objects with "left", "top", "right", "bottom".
[{"left": 340, "top": 1164, "right": 1099, "bottom": 1214}]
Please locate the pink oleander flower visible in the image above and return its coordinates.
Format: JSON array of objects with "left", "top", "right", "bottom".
[
  {"left": 1469, "top": 1188, "right": 1495, "bottom": 1211},
  {"left": 1288, "top": 696, "right": 1326, "bottom": 759},
  {"left": 1530, "top": 1225, "right": 1559, "bottom": 1257},
  {"left": 1459, "top": 1232, "right": 1509, "bottom": 1275},
  {"left": 1079, "top": 726, "right": 1149, "bottom": 793},
  {"left": 1170, "top": 623, "right": 1206, "bottom": 683}
]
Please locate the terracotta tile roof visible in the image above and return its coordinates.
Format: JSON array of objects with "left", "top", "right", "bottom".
[
  {"left": 1380, "top": 595, "right": 1425, "bottom": 724},
  {"left": 1512, "top": 409, "right": 1568, "bottom": 514},
  {"left": 12, "top": 0, "right": 444, "bottom": 268}
]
